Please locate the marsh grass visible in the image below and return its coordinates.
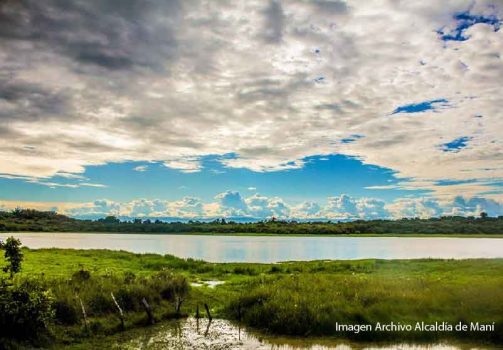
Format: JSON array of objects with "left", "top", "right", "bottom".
[
  {"left": 2, "top": 248, "right": 503, "bottom": 347},
  {"left": 1, "top": 263, "right": 190, "bottom": 349},
  {"left": 225, "top": 273, "right": 503, "bottom": 342}
]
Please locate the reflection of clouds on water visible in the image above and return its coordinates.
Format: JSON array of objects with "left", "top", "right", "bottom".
[
  {"left": 1, "top": 233, "right": 503, "bottom": 262},
  {"left": 117, "top": 317, "right": 488, "bottom": 350}
]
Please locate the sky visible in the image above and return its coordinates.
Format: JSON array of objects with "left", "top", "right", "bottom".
[{"left": 0, "top": 0, "right": 502, "bottom": 220}]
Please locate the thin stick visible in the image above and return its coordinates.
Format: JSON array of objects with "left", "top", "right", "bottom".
[
  {"left": 111, "top": 292, "right": 125, "bottom": 330},
  {"left": 204, "top": 303, "right": 212, "bottom": 321},
  {"left": 142, "top": 297, "right": 155, "bottom": 325},
  {"left": 76, "top": 295, "right": 88, "bottom": 332}
]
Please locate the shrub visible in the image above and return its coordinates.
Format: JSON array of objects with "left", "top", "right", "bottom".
[
  {"left": 72, "top": 268, "right": 91, "bottom": 282},
  {"left": 233, "top": 266, "right": 258, "bottom": 275},
  {"left": 123, "top": 271, "right": 136, "bottom": 284},
  {"left": 54, "top": 299, "right": 79, "bottom": 325},
  {"left": 89, "top": 320, "right": 104, "bottom": 334},
  {"left": 88, "top": 293, "right": 114, "bottom": 315},
  {"left": 269, "top": 265, "right": 282, "bottom": 273},
  {"left": 0, "top": 279, "right": 54, "bottom": 341}
]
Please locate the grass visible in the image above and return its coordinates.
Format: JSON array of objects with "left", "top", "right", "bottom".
[
  {"left": 226, "top": 273, "right": 503, "bottom": 342},
  {"left": 2, "top": 248, "right": 503, "bottom": 347}
]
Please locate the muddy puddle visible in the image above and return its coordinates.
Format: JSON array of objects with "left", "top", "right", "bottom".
[{"left": 113, "top": 318, "right": 491, "bottom": 350}]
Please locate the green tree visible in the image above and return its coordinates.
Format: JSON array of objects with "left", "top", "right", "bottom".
[
  {"left": 0, "top": 237, "right": 23, "bottom": 278},
  {"left": 480, "top": 211, "right": 488, "bottom": 219}
]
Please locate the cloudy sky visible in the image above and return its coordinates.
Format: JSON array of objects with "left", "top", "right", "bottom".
[{"left": 0, "top": 0, "right": 502, "bottom": 220}]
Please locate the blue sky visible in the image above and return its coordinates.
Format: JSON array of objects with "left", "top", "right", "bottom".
[
  {"left": 0, "top": 155, "right": 424, "bottom": 204},
  {"left": 0, "top": 0, "right": 502, "bottom": 219}
]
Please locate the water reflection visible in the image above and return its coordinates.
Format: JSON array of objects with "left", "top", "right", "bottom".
[
  {"left": 117, "top": 317, "right": 490, "bottom": 350},
  {"left": 2, "top": 232, "right": 503, "bottom": 262}
]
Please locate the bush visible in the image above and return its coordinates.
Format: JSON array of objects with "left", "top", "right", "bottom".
[
  {"left": 54, "top": 299, "right": 79, "bottom": 325},
  {"left": 269, "top": 265, "right": 282, "bottom": 273},
  {"left": 233, "top": 266, "right": 258, "bottom": 275},
  {"left": 88, "top": 293, "right": 115, "bottom": 315},
  {"left": 123, "top": 271, "right": 136, "bottom": 284},
  {"left": 72, "top": 268, "right": 91, "bottom": 282},
  {"left": 89, "top": 320, "right": 104, "bottom": 334},
  {"left": 0, "top": 279, "right": 54, "bottom": 341},
  {"left": 152, "top": 271, "right": 189, "bottom": 301}
]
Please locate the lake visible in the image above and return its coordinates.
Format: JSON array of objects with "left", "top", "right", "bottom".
[{"left": 2, "top": 232, "right": 503, "bottom": 262}]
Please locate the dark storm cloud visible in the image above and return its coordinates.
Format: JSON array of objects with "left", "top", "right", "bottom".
[{"left": 0, "top": 0, "right": 181, "bottom": 71}]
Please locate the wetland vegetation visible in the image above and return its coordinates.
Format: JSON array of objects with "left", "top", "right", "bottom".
[{"left": 0, "top": 245, "right": 502, "bottom": 348}]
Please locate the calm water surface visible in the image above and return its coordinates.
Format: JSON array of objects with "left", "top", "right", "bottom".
[
  {"left": 112, "top": 317, "right": 491, "bottom": 350},
  {"left": 2, "top": 232, "right": 503, "bottom": 262}
]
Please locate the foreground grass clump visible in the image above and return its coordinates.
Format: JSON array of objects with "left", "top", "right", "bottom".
[
  {"left": 0, "top": 266, "right": 189, "bottom": 349},
  {"left": 49, "top": 269, "right": 188, "bottom": 324},
  {"left": 226, "top": 272, "right": 503, "bottom": 343}
]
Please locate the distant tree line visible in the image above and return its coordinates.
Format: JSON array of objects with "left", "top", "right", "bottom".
[{"left": 0, "top": 208, "right": 502, "bottom": 234}]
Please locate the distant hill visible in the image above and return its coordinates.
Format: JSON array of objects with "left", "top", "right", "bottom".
[{"left": 1, "top": 208, "right": 502, "bottom": 235}]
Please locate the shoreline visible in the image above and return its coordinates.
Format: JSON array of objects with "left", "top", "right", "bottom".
[{"left": 3, "top": 231, "right": 503, "bottom": 238}]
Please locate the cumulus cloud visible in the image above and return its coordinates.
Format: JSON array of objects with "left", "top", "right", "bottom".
[
  {"left": 168, "top": 197, "right": 205, "bottom": 217},
  {"left": 294, "top": 201, "right": 321, "bottom": 217},
  {"left": 388, "top": 196, "right": 503, "bottom": 218},
  {"left": 444, "top": 196, "right": 503, "bottom": 217},
  {"left": 0, "top": 0, "right": 502, "bottom": 200},
  {"left": 323, "top": 195, "right": 390, "bottom": 220},
  {"left": 65, "top": 199, "right": 121, "bottom": 218},
  {"left": 2, "top": 192, "right": 503, "bottom": 220},
  {"left": 386, "top": 198, "right": 444, "bottom": 219},
  {"left": 246, "top": 194, "right": 291, "bottom": 218},
  {"left": 215, "top": 191, "right": 249, "bottom": 216}
]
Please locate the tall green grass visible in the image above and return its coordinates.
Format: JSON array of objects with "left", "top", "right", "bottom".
[
  {"left": 0, "top": 268, "right": 190, "bottom": 348},
  {"left": 47, "top": 269, "right": 189, "bottom": 324},
  {"left": 2, "top": 248, "right": 503, "bottom": 347},
  {"left": 226, "top": 273, "right": 503, "bottom": 342}
]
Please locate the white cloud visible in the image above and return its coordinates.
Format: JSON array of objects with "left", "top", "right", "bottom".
[
  {"left": 386, "top": 198, "right": 443, "bottom": 219},
  {"left": 322, "top": 195, "right": 390, "bottom": 220},
  {"left": 168, "top": 197, "right": 205, "bottom": 217},
  {"left": 215, "top": 191, "right": 249, "bottom": 216},
  {"left": 163, "top": 158, "right": 202, "bottom": 173},
  {"left": 0, "top": 0, "right": 501, "bottom": 199},
  {"left": 0, "top": 174, "right": 106, "bottom": 189},
  {"left": 2, "top": 192, "right": 503, "bottom": 220},
  {"left": 246, "top": 194, "right": 291, "bottom": 218},
  {"left": 133, "top": 165, "right": 148, "bottom": 172},
  {"left": 387, "top": 196, "right": 503, "bottom": 218},
  {"left": 443, "top": 196, "right": 503, "bottom": 217},
  {"left": 293, "top": 201, "right": 321, "bottom": 217}
]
